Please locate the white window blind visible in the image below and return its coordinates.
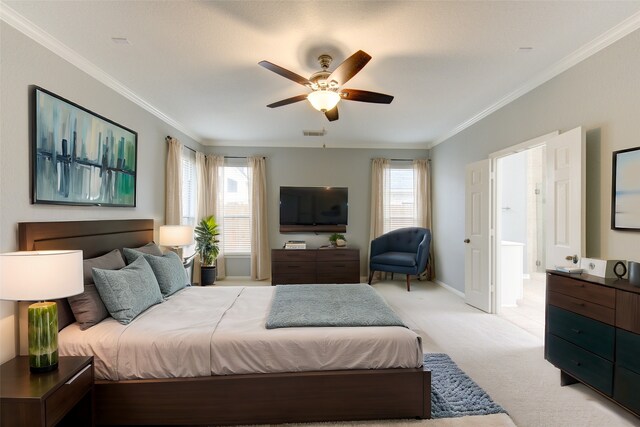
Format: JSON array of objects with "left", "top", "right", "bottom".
[
  {"left": 181, "top": 148, "right": 197, "bottom": 226},
  {"left": 383, "top": 163, "right": 416, "bottom": 233},
  {"left": 220, "top": 162, "right": 251, "bottom": 254}
]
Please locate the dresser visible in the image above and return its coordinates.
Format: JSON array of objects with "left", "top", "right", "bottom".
[
  {"left": 271, "top": 248, "right": 360, "bottom": 285},
  {"left": 545, "top": 271, "right": 640, "bottom": 416}
]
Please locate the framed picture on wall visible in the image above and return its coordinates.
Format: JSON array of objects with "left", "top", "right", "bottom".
[
  {"left": 611, "top": 146, "right": 640, "bottom": 231},
  {"left": 32, "top": 86, "right": 138, "bottom": 207}
]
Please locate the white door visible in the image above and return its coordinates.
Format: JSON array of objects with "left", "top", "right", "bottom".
[
  {"left": 465, "top": 159, "right": 492, "bottom": 312},
  {"left": 545, "top": 127, "right": 586, "bottom": 268}
]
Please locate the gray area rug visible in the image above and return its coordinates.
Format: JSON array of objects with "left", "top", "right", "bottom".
[{"left": 424, "top": 353, "right": 507, "bottom": 419}]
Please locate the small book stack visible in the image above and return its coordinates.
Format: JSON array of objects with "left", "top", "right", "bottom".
[{"left": 284, "top": 240, "right": 306, "bottom": 249}]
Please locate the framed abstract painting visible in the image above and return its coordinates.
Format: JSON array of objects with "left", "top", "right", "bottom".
[
  {"left": 33, "top": 86, "right": 137, "bottom": 207},
  {"left": 611, "top": 146, "right": 640, "bottom": 231}
]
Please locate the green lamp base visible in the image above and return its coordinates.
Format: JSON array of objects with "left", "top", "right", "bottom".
[{"left": 28, "top": 301, "right": 59, "bottom": 373}]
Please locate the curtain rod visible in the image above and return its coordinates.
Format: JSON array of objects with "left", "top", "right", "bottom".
[
  {"left": 165, "top": 136, "right": 265, "bottom": 159},
  {"left": 390, "top": 158, "right": 431, "bottom": 162}
]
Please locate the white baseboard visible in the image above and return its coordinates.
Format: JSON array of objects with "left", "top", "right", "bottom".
[{"left": 434, "top": 279, "right": 465, "bottom": 298}]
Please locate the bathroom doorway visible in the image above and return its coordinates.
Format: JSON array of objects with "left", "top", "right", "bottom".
[{"left": 495, "top": 145, "right": 547, "bottom": 338}]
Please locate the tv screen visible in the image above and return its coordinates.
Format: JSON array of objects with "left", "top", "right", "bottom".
[{"left": 280, "top": 187, "right": 348, "bottom": 226}]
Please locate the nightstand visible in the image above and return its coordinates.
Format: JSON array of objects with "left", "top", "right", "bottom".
[
  {"left": 1, "top": 356, "right": 94, "bottom": 427},
  {"left": 183, "top": 253, "right": 196, "bottom": 285}
]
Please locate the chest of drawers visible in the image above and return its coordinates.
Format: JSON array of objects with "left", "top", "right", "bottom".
[
  {"left": 545, "top": 271, "right": 640, "bottom": 416},
  {"left": 271, "top": 248, "right": 360, "bottom": 285}
]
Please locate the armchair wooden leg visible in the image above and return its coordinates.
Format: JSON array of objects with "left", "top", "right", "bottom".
[
  {"left": 368, "top": 270, "right": 375, "bottom": 285},
  {"left": 406, "top": 275, "right": 411, "bottom": 292}
]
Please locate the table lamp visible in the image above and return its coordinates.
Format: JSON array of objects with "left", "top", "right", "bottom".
[
  {"left": 159, "top": 225, "right": 194, "bottom": 259},
  {"left": 0, "top": 250, "right": 83, "bottom": 372}
]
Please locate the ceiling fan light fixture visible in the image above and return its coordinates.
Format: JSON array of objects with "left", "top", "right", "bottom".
[{"left": 307, "top": 90, "right": 341, "bottom": 112}]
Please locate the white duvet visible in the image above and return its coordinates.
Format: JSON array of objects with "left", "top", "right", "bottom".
[{"left": 59, "top": 286, "right": 423, "bottom": 380}]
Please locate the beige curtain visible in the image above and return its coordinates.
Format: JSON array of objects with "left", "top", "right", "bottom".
[
  {"left": 165, "top": 137, "right": 183, "bottom": 225},
  {"left": 196, "top": 154, "right": 226, "bottom": 279},
  {"left": 369, "top": 158, "right": 389, "bottom": 277},
  {"left": 414, "top": 159, "right": 435, "bottom": 280},
  {"left": 248, "top": 156, "right": 270, "bottom": 280}
]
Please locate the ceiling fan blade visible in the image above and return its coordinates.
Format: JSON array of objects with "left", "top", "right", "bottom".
[
  {"left": 341, "top": 89, "right": 394, "bottom": 104},
  {"left": 325, "top": 106, "right": 339, "bottom": 122},
  {"left": 259, "top": 61, "right": 310, "bottom": 87},
  {"left": 327, "top": 50, "right": 371, "bottom": 86},
  {"left": 267, "top": 94, "right": 308, "bottom": 108}
]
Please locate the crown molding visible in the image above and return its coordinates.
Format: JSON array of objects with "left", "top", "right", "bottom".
[
  {"left": 0, "top": 3, "right": 202, "bottom": 143},
  {"left": 202, "top": 138, "right": 430, "bottom": 150},
  {"left": 429, "top": 10, "right": 640, "bottom": 149}
]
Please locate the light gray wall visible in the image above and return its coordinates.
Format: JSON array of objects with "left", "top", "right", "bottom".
[
  {"left": 204, "top": 146, "right": 428, "bottom": 277},
  {"left": 0, "top": 22, "right": 201, "bottom": 363},
  {"left": 431, "top": 28, "right": 640, "bottom": 293}
]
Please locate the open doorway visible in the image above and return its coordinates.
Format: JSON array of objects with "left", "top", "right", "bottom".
[{"left": 495, "top": 145, "right": 547, "bottom": 338}]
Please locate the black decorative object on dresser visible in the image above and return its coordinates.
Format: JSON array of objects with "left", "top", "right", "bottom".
[{"left": 545, "top": 270, "right": 640, "bottom": 416}]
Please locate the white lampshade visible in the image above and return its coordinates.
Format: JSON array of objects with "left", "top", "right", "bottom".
[
  {"left": 307, "top": 90, "right": 341, "bottom": 112},
  {"left": 159, "top": 225, "right": 194, "bottom": 247},
  {"left": 0, "top": 250, "right": 83, "bottom": 301}
]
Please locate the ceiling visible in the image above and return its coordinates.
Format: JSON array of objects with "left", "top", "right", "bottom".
[{"left": 3, "top": 1, "right": 640, "bottom": 149}]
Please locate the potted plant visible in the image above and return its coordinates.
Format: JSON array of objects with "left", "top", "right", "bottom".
[
  {"left": 194, "top": 215, "right": 220, "bottom": 286},
  {"left": 329, "top": 233, "right": 347, "bottom": 247}
]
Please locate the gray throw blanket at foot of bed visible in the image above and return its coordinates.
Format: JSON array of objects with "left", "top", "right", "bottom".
[{"left": 266, "top": 283, "right": 407, "bottom": 329}]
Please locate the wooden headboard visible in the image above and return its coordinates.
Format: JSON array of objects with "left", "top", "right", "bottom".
[{"left": 18, "top": 219, "right": 154, "bottom": 259}]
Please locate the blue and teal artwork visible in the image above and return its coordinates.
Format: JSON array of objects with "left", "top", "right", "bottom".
[{"left": 34, "top": 87, "right": 137, "bottom": 207}]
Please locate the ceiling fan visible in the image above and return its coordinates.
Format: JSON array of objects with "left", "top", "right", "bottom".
[{"left": 259, "top": 50, "right": 393, "bottom": 122}]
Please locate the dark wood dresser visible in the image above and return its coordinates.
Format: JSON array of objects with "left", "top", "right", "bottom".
[
  {"left": 271, "top": 248, "right": 360, "bottom": 285},
  {"left": 545, "top": 270, "right": 640, "bottom": 416}
]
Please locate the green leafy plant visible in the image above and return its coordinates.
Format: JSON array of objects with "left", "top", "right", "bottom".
[
  {"left": 329, "top": 233, "right": 346, "bottom": 246},
  {"left": 194, "top": 215, "right": 220, "bottom": 267}
]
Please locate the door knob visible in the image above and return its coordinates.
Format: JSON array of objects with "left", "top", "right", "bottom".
[
  {"left": 464, "top": 239, "right": 470, "bottom": 244},
  {"left": 565, "top": 254, "right": 578, "bottom": 264}
]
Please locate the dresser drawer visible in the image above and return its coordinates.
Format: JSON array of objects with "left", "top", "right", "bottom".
[
  {"left": 272, "top": 250, "right": 316, "bottom": 262},
  {"left": 271, "top": 262, "right": 316, "bottom": 275},
  {"left": 45, "top": 363, "right": 93, "bottom": 427},
  {"left": 614, "top": 366, "right": 640, "bottom": 415},
  {"left": 547, "top": 273, "right": 615, "bottom": 308},
  {"left": 548, "top": 291, "right": 615, "bottom": 325},
  {"left": 547, "top": 305, "right": 614, "bottom": 360},
  {"left": 616, "top": 328, "right": 640, "bottom": 374},
  {"left": 616, "top": 290, "right": 640, "bottom": 334},
  {"left": 316, "top": 249, "right": 359, "bottom": 261},
  {"left": 546, "top": 334, "right": 613, "bottom": 396}
]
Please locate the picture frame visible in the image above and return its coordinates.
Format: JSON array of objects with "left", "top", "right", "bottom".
[
  {"left": 611, "top": 146, "right": 640, "bottom": 231},
  {"left": 33, "top": 86, "right": 137, "bottom": 207}
]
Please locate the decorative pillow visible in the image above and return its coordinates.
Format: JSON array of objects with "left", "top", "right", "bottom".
[
  {"left": 125, "top": 242, "right": 163, "bottom": 257},
  {"left": 67, "top": 249, "right": 126, "bottom": 330},
  {"left": 122, "top": 248, "right": 188, "bottom": 297},
  {"left": 92, "top": 256, "right": 163, "bottom": 325}
]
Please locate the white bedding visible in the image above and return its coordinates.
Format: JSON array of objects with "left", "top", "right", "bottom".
[{"left": 59, "top": 286, "right": 423, "bottom": 380}]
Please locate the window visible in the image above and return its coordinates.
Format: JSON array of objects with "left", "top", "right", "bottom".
[
  {"left": 181, "top": 148, "right": 197, "bottom": 226},
  {"left": 383, "top": 163, "right": 416, "bottom": 233},
  {"left": 220, "top": 161, "right": 251, "bottom": 254}
]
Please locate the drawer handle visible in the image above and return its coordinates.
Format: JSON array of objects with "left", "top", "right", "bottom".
[
  {"left": 335, "top": 264, "right": 346, "bottom": 268},
  {"left": 570, "top": 359, "right": 582, "bottom": 367},
  {"left": 571, "top": 328, "right": 582, "bottom": 334},
  {"left": 66, "top": 364, "right": 91, "bottom": 385}
]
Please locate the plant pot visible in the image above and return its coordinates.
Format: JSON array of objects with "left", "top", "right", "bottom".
[{"left": 201, "top": 266, "right": 217, "bottom": 286}]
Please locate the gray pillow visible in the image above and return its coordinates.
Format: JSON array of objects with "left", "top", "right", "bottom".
[
  {"left": 125, "top": 242, "right": 163, "bottom": 257},
  {"left": 67, "top": 249, "right": 126, "bottom": 330},
  {"left": 92, "top": 256, "right": 163, "bottom": 324},
  {"left": 122, "top": 248, "right": 188, "bottom": 297}
]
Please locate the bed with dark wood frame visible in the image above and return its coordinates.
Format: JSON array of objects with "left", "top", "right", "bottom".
[{"left": 18, "top": 219, "right": 431, "bottom": 426}]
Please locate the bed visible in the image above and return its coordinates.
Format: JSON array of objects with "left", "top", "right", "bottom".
[{"left": 18, "top": 219, "right": 431, "bottom": 426}]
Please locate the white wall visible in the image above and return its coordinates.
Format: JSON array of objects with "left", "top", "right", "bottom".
[
  {"left": 0, "top": 22, "right": 201, "bottom": 363},
  {"left": 432, "top": 28, "right": 640, "bottom": 293}
]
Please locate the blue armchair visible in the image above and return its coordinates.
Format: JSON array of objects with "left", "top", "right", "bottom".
[{"left": 368, "top": 227, "right": 431, "bottom": 292}]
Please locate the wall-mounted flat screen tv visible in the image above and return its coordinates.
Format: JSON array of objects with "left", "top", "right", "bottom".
[{"left": 280, "top": 186, "right": 348, "bottom": 232}]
